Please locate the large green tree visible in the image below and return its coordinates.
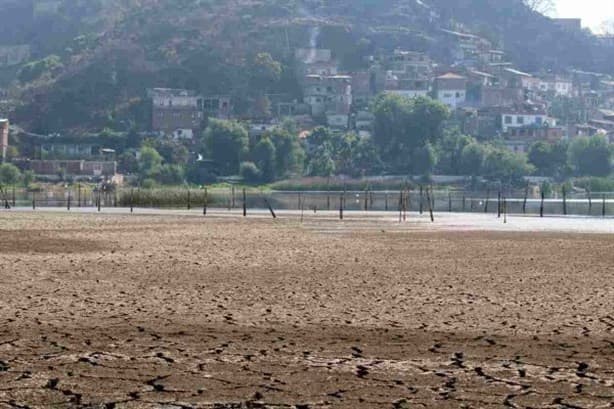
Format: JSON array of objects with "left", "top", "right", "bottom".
[
  {"left": 372, "top": 94, "right": 449, "bottom": 172},
  {"left": 252, "top": 137, "right": 277, "bottom": 182},
  {"left": 568, "top": 135, "right": 612, "bottom": 177},
  {"left": 203, "top": 119, "right": 249, "bottom": 175}
]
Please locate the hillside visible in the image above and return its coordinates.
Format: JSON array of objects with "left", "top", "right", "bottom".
[{"left": 1, "top": 0, "right": 612, "bottom": 134}]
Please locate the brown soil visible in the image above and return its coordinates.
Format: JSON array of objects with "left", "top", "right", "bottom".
[{"left": 0, "top": 213, "right": 613, "bottom": 408}]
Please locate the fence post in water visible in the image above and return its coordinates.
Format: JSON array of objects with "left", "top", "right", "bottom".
[
  {"left": 419, "top": 185, "right": 424, "bottom": 215},
  {"left": 504, "top": 197, "right": 508, "bottom": 224},
  {"left": 187, "top": 189, "right": 191, "bottom": 210},
  {"left": 523, "top": 186, "right": 528, "bottom": 214},
  {"left": 540, "top": 191, "right": 545, "bottom": 218},
  {"left": 588, "top": 190, "right": 592, "bottom": 215},
  {"left": 448, "top": 191, "right": 452, "bottom": 213},
  {"left": 67, "top": 189, "right": 71, "bottom": 211},
  {"left": 562, "top": 186, "right": 567, "bottom": 216},
  {"left": 203, "top": 188, "right": 208, "bottom": 216},
  {"left": 497, "top": 191, "right": 501, "bottom": 218},
  {"left": 462, "top": 194, "right": 466, "bottom": 212},
  {"left": 426, "top": 186, "right": 434, "bottom": 222},
  {"left": 603, "top": 194, "right": 606, "bottom": 217},
  {"left": 242, "top": 188, "right": 247, "bottom": 217},
  {"left": 264, "top": 197, "right": 276, "bottom": 219},
  {"left": 385, "top": 193, "right": 388, "bottom": 211},
  {"left": 339, "top": 195, "right": 344, "bottom": 220},
  {"left": 130, "top": 188, "right": 134, "bottom": 213},
  {"left": 364, "top": 189, "right": 368, "bottom": 212}
]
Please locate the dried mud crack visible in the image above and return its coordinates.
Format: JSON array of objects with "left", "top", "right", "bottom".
[{"left": 0, "top": 212, "right": 613, "bottom": 408}]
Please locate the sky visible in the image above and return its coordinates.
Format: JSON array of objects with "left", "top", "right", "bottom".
[{"left": 554, "top": 0, "right": 614, "bottom": 33}]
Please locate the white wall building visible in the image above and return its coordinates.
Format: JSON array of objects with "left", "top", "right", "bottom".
[{"left": 501, "top": 112, "right": 556, "bottom": 133}]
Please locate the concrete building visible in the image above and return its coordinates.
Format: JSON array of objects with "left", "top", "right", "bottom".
[
  {"left": 303, "top": 75, "right": 352, "bottom": 128},
  {"left": 434, "top": 73, "right": 467, "bottom": 108},
  {"left": 29, "top": 160, "right": 117, "bottom": 180},
  {"left": 389, "top": 50, "right": 433, "bottom": 79},
  {"left": 149, "top": 88, "right": 204, "bottom": 139}
]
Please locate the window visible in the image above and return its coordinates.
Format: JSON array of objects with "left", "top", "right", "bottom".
[
  {"left": 505, "top": 116, "right": 512, "bottom": 124},
  {"left": 517, "top": 116, "right": 524, "bottom": 125},
  {"left": 535, "top": 116, "right": 543, "bottom": 125}
]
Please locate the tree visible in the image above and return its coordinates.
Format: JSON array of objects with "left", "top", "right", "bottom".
[
  {"left": 252, "top": 137, "right": 276, "bottom": 182},
  {"left": 267, "top": 128, "right": 305, "bottom": 178},
  {"left": 372, "top": 94, "right": 449, "bottom": 172},
  {"left": 412, "top": 143, "right": 437, "bottom": 175},
  {"left": 138, "top": 146, "right": 163, "bottom": 179},
  {"left": 0, "top": 163, "right": 21, "bottom": 185},
  {"left": 308, "top": 145, "right": 336, "bottom": 177},
  {"left": 527, "top": 141, "right": 568, "bottom": 177},
  {"left": 203, "top": 119, "right": 249, "bottom": 175},
  {"left": 568, "top": 135, "right": 612, "bottom": 177},
  {"left": 523, "top": 0, "right": 555, "bottom": 15},
  {"left": 437, "top": 129, "right": 475, "bottom": 175},
  {"left": 156, "top": 164, "right": 185, "bottom": 185},
  {"left": 483, "top": 147, "right": 535, "bottom": 184},
  {"left": 249, "top": 52, "right": 282, "bottom": 93},
  {"left": 240, "top": 161, "right": 261, "bottom": 184},
  {"left": 460, "top": 142, "right": 487, "bottom": 176}
]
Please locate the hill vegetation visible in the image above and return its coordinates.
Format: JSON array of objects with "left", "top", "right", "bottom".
[{"left": 0, "top": 0, "right": 612, "bottom": 134}]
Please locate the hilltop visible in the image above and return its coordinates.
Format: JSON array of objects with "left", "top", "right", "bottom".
[{"left": 0, "top": 0, "right": 611, "bottom": 134}]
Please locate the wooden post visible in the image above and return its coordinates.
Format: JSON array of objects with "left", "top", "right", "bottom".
[
  {"left": 562, "top": 186, "right": 567, "bottom": 216},
  {"left": 403, "top": 189, "right": 407, "bottom": 222},
  {"left": 426, "top": 186, "right": 434, "bottom": 222},
  {"left": 523, "top": 186, "right": 528, "bottom": 214},
  {"left": 540, "top": 191, "right": 545, "bottom": 218},
  {"left": 32, "top": 191, "right": 36, "bottom": 210},
  {"left": 300, "top": 195, "right": 305, "bottom": 223},
  {"left": 603, "top": 194, "right": 606, "bottom": 217},
  {"left": 385, "top": 193, "right": 388, "bottom": 211},
  {"left": 67, "top": 189, "right": 71, "bottom": 211},
  {"left": 264, "top": 197, "right": 276, "bottom": 219},
  {"left": 462, "top": 194, "right": 466, "bottom": 212},
  {"left": 78, "top": 183, "right": 82, "bottom": 207},
  {"left": 504, "top": 197, "right": 508, "bottom": 224},
  {"left": 97, "top": 190, "right": 101, "bottom": 212},
  {"left": 484, "top": 190, "right": 490, "bottom": 213},
  {"left": 364, "top": 189, "right": 368, "bottom": 212},
  {"left": 113, "top": 189, "right": 117, "bottom": 208},
  {"left": 242, "top": 188, "right": 247, "bottom": 217},
  {"left": 398, "top": 187, "right": 403, "bottom": 223},
  {"left": 231, "top": 186, "right": 236, "bottom": 209},
  {"left": 497, "top": 191, "right": 501, "bottom": 218},
  {"left": 203, "top": 188, "right": 208, "bottom": 215},
  {"left": 187, "top": 189, "right": 191, "bottom": 210},
  {"left": 130, "top": 188, "right": 134, "bottom": 213},
  {"left": 419, "top": 185, "right": 424, "bottom": 215},
  {"left": 448, "top": 192, "right": 452, "bottom": 212},
  {"left": 12, "top": 185, "right": 16, "bottom": 207},
  {"left": 339, "top": 195, "right": 344, "bottom": 220},
  {"left": 588, "top": 190, "right": 592, "bottom": 215}
]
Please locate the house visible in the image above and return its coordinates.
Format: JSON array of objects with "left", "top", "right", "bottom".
[
  {"left": 149, "top": 88, "right": 204, "bottom": 139},
  {"left": 440, "top": 29, "right": 493, "bottom": 67},
  {"left": 388, "top": 50, "right": 433, "bottom": 79},
  {"left": 534, "top": 75, "right": 574, "bottom": 97},
  {"left": 354, "top": 110, "right": 375, "bottom": 138},
  {"left": 501, "top": 109, "right": 554, "bottom": 133},
  {"left": 552, "top": 18, "right": 582, "bottom": 31},
  {"left": 434, "top": 73, "right": 467, "bottom": 108},
  {"left": 0, "top": 119, "right": 8, "bottom": 162},
  {"left": 303, "top": 75, "right": 352, "bottom": 129},
  {"left": 295, "top": 49, "right": 338, "bottom": 78},
  {"left": 202, "top": 95, "right": 232, "bottom": 119},
  {"left": 28, "top": 160, "right": 118, "bottom": 181},
  {"left": 351, "top": 71, "right": 376, "bottom": 109}
]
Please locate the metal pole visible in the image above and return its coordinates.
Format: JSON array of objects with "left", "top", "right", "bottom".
[
  {"left": 562, "top": 186, "right": 567, "bottom": 216},
  {"left": 540, "top": 191, "right": 544, "bottom": 218}
]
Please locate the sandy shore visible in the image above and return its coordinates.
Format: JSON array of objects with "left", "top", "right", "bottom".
[{"left": 0, "top": 212, "right": 612, "bottom": 408}]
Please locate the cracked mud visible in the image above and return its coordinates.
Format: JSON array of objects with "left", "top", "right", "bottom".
[{"left": 0, "top": 212, "right": 613, "bottom": 408}]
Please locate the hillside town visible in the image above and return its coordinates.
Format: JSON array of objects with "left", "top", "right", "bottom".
[{"left": 1, "top": 15, "right": 614, "bottom": 186}]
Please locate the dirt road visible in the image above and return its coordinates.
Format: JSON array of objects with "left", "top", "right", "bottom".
[{"left": 0, "top": 212, "right": 612, "bottom": 408}]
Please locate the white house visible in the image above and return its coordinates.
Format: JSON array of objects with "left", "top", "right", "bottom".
[
  {"left": 501, "top": 112, "right": 556, "bottom": 133},
  {"left": 434, "top": 73, "right": 467, "bottom": 109}
]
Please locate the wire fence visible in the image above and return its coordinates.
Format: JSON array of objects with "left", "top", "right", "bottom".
[{"left": 1, "top": 185, "right": 614, "bottom": 218}]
